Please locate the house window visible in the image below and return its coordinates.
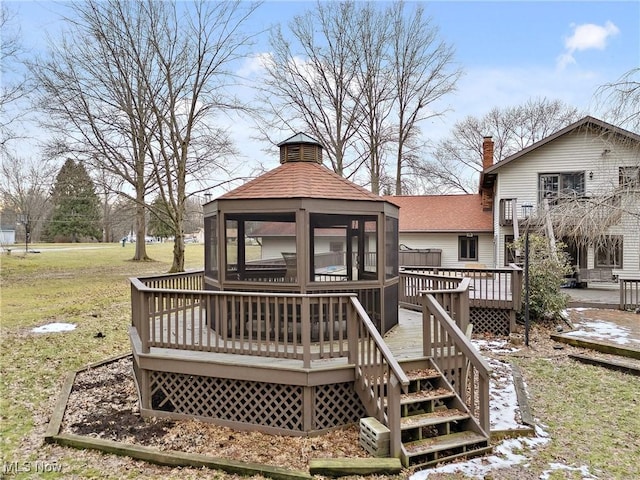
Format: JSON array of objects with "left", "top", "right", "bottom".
[
  {"left": 539, "top": 172, "right": 585, "bottom": 204},
  {"left": 596, "top": 236, "right": 623, "bottom": 268},
  {"left": 458, "top": 235, "right": 478, "bottom": 262},
  {"left": 619, "top": 166, "right": 640, "bottom": 188},
  {"left": 504, "top": 235, "right": 516, "bottom": 266}
]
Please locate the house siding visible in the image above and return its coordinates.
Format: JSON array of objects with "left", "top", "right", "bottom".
[
  {"left": 492, "top": 129, "right": 640, "bottom": 276},
  {"left": 399, "top": 232, "right": 494, "bottom": 269}
]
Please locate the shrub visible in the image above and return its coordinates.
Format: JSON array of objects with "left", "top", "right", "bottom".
[{"left": 511, "top": 233, "right": 573, "bottom": 322}]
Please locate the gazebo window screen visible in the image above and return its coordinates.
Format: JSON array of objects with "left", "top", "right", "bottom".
[
  {"left": 204, "top": 215, "right": 218, "bottom": 280},
  {"left": 309, "top": 213, "right": 377, "bottom": 282},
  {"left": 225, "top": 213, "right": 296, "bottom": 282}
]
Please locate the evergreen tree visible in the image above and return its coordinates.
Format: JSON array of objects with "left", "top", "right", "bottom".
[
  {"left": 45, "top": 159, "right": 101, "bottom": 242},
  {"left": 147, "top": 196, "right": 174, "bottom": 239}
]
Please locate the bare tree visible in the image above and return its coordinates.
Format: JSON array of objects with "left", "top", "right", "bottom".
[
  {"left": 422, "top": 98, "right": 581, "bottom": 193},
  {"left": 596, "top": 68, "right": 640, "bottom": 135},
  {"left": 32, "top": 0, "right": 257, "bottom": 271},
  {"left": 0, "top": 154, "right": 56, "bottom": 242},
  {"left": 351, "top": 4, "right": 395, "bottom": 194},
  {"left": 0, "top": 4, "right": 30, "bottom": 152},
  {"left": 542, "top": 73, "right": 640, "bottom": 253},
  {"left": 257, "top": 1, "right": 363, "bottom": 177},
  {"left": 389, "top": 1, "right": 461, "bottom": 195},
  {"left": 32, "top": 0, "right": 158, "bottom": 260}
]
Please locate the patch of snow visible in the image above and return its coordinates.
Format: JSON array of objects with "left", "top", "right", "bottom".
[
  {"left": 566, "top": 307, "right": 593, "bottom": 312},
  {"left": 409, "top": 433, "right": 551, "bottom": 479},
  {"left": 540, "top": 463, "right": 599, "bottom": 479},
  {"left": 486, "top": 358, "right": 529, "bottom": 431},
  {"left": 473, "top": 338, "right": 521, "bottom": 354},
  {"left": 565, "top": 319, "right": 637, "bottom": 345},
  {"left": 31, "top": 322, "right": 76, "bottom": 333}
]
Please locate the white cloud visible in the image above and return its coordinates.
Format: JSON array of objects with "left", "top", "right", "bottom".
[
  {"left": 236, "top": 52, "right": 272, "bottom": 78},
  {"left": 557, "top": 21, "right": 620, "bottom": 69}
]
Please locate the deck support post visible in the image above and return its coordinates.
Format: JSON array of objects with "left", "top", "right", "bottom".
[
  {"left": 303, "top": 386, "right": 314, "bottom": 432},
  {"left": 388, "top": 375, "right": 402, "bottom": 458}
]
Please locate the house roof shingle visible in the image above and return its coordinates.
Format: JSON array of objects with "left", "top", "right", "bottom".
[
  {"left": 218, "top": 161, "right": 382, "bottom": 201},
  {"left": 385, "top": 194, "right": 493, "bottom": 233}
]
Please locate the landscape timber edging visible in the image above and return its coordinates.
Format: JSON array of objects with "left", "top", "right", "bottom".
[
  {"left": 550, "top": 333, "right": 640, "bottom": 360},
  {"left": 568, "top": 353, "right": 640, "bottom": 376},
  {"left": 44, "top": 353, "right": 313, "bottom": 480},
  {"left": 45, "top": 353, "right": 404, "bottom": 480}
]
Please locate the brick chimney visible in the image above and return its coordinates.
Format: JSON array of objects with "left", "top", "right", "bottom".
[{"left": 482, "top": 136, "right": 494, "bottom": 170}]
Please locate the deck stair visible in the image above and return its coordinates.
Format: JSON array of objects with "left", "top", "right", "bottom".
[{"left": 394, "top": 359, "right": 491, "bottom": 468}]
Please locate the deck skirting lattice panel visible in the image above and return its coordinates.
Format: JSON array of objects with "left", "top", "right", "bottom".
[
  {"left": 314, "top": 382, "right": 366, "bottom": 430},
  {"left": 146, "top": 369, "right": 365, "bottom": 434},
  {"left": 150, "top": 371, "right": 304, "bottom": 430},
  {"left": 470, "top": 307, "right": 511, "bottom": 336}
]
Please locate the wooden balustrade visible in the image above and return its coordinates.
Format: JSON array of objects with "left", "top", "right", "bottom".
[
  {"left": 131, "top": 277, "right": 354, "bottom": 368},
  {"left": 620, "top": 276, "right": 640, "bottom": 310},
  {"left": 137, "top": 270, "right": 204, "bottom": 290},
  {"left": 400, "top": 264, "right": 522, "bottom": 311},
  {"left": 348, "top": 298, "right": 409, "bottom": 458},
  {"left": 422, "top": 292, "right": 492, "bottom": 435}
]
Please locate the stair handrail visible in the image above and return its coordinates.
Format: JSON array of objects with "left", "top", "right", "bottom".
[
  {"left": 348, "top": 297, "right": 409, "bottom": 458},
  {"left": 421, "top": 283, "right": 492, "bottom": 435}
]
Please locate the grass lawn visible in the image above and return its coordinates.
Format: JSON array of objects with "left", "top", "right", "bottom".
[{"left": 1, "top": 244, "right": 639, "bottom": 479}]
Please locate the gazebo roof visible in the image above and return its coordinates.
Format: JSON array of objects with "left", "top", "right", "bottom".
[{"left": 218, "top": 161, "right": 382, "bottom": 201}]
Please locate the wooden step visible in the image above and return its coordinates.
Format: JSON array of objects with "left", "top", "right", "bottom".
[
  {"left": 400, "top": 409, "right": 469, "bottom": 431},
  {"left": 400, "top": 388, "right": 455, "bottom": 405},
  {"left": 404, "top": 368, "right": 440, "bottom": 381},
  {"left": 403, "top": 431, "right": 488, "bottom": 457},
  {"left": 406, "top": 444, "right": 494, "bottom": 469}
]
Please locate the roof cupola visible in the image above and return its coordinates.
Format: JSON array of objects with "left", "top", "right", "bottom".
[{"left": 277, "top": 132, "right": 323, "bottom": 164}]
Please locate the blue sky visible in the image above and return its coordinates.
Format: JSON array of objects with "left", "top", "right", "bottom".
[{"left": 3, "top": 0, "right": 639, "bottom": 182}]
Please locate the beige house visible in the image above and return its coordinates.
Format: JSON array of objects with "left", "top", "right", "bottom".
[{"left": 480, "top": 116, "right": 640, "bottom": 284}]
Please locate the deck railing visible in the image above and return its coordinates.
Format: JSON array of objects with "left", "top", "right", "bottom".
[
  {"left": 401, "top": 264, "right": 523, "bottom": 311},
  {"left": 131, "top": 277, "right": 357, "bottom": 368},
  {"left": 620, "top": 276, "right": 640, "bottom": 310},
  {"left": 348, "top": 297, "right": 409, "bottom": 457},
  {"left": 422, "top": 287, "right": 492, "bottom": 435}
]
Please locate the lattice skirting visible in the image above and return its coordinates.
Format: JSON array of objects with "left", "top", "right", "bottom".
[
  {"left": 146, "top": 369, "right": 366, "bottom": 433},
  {"left": 470, "top": 307, "right": 512, "bottom": 336}
]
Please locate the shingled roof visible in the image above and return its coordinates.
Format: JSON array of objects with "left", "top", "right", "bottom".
[
  {"left": 385, "top": 194, "right": 492, "bottom": 233},
  {"left": 218, "top": 161, "right": 382, "bottom": 201}
]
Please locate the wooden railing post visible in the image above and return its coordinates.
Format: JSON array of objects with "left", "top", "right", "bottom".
[
  {"left": 422, "top": 295, "right": 432, "bottom": 357},
  {"left": 139, "top": 291, "right": 150, "bottom": 354},
  {"left": 346, "top": 302, "right": 359, "bottom": 365},
  {"left": 302, "top": 296, "right": 311, "bottom": 368},
  {"left": 458, "top": 287, "right": 470, "bottom": 333},
  {"left": 388, "top": 375, "right": 402, "bottom": 458}
]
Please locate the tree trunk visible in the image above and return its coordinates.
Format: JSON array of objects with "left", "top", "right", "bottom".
[
  {"left": 133, "top": 189, "right": 149, "bottom": 261},
  {"left": 170, "top": 232, "right": 185, "bottom": 273}
]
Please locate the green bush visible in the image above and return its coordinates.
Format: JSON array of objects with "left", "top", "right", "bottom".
[{"left": 511, "top": 233, "right": 573, "bottom": 322}]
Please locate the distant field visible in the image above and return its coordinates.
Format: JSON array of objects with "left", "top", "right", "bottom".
[{"left": 0, "top": 242, "right": 205, "bottom": 475}]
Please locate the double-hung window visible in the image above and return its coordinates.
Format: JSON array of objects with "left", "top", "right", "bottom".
[
  {"left": 458, "top": 235, "right": 478, "bottom": 262},
  {"left": 539, "top": 172, "right": 585, "bottom": 205}
]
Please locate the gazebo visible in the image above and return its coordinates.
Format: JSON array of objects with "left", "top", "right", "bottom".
[{"left": 202, "top": 133, "right": 400, "bottom": 335}]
